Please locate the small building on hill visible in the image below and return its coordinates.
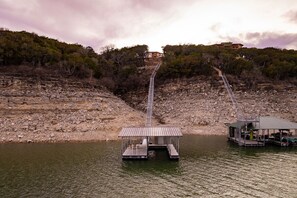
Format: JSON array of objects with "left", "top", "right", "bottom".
[
  {"left": 215, "top": 42, "right": 243, "bottom": 49},
  {"left": 145, "top": 51, "right": 164, "bottom": 59},
  {"left": 144, "top": 51, "right": 164, "bottom": 67}
]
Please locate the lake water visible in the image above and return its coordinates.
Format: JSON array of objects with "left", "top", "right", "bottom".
[{"left": 1, "top": 135, "right": 297, "bottom": 197}]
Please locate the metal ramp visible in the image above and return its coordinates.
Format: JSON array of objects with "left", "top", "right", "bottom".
[
  {"left": 146, "top": 63, "right": 161, "bottom": 127},
  {"left": 213, "top": 67, "right": 243, "bottom": 120}
]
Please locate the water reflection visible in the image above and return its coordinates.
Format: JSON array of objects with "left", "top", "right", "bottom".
[
  {"left": 122, "top": 151, "right": 181, "bottom": 175},
  {"left": 1, "top": 135, "right": 297, "bottom": 197}
]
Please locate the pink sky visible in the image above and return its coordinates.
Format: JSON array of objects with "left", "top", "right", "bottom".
[{"left": 1, "top": 0, "right": 297, "bottom": 52}]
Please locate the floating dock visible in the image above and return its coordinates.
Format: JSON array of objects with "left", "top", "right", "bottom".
[
  {"left": 227, "top": 117, "right": 297, "bottom": 147},
  {"left": 122, "top": 145, "right": 147, "bottom": 159},
  {"left": 167, "top": 144, "right": 179, "bottom": 159},
  {"left": 228, "top": 137, "right": 264, "bottom": 147},
  {"left": 119, "top": 127, "right": 182, "bottom": 160}
]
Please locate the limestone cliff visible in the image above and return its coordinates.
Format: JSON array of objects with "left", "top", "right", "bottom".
[
  {"left": 1, "top": 74, "right": 296, "bottom": 143},
  {"left": 0, "top": 75, "right": 147, "bottom": 143}
]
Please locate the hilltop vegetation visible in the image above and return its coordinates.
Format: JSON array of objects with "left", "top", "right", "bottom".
[
  {"left": 1, "top": 29, "right": 297, "bottom": 95},
  {"left": 0, "top": 29, "right": 99, "bottom": 78},
  {"left": 0, "top": 29, "right": 148, "bottom": 93},
  {"left": 159, "top": 45, "right": 297, "bottom": 87}
]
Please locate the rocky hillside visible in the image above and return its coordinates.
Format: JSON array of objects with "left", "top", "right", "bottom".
[
  {"left": 124, "top": 77, "right": 297, "bottom": 135},
  {"left": 1, "top": 72, "right": 296, "bottom": 143},
  {"left": 0, "top": 75, "right": 148, "bottom": 143}
]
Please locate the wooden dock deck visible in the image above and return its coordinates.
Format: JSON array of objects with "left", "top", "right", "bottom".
[
  {"left": 229, "top": 137, "right": 265, "bottom": 147},
  {"left": 167, "top": 144, "right": 179, "bottom": 159},
  {"left": 121, "top": 143, "right": 180, "bottom": 159},
  {"left": 122, "top": 145, "right": 148, "bottom": 159}
]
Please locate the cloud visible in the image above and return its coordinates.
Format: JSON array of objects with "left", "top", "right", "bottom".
[
  {"left": 2, "top": 0, "right": 296, "bottom": 51},
  {"left": 0, "top": 0, "right": 197, "bottom": 51},
  {"left": 245, "top": 32, "right": 297, "bottom": 49},
  {"left": 283, "top": 10, "right": 297, "bottom": 23},
  {"left": 222, "top": 32, "right": 297, "bottom": 49},
  {"left": 210, "top": 23, "right": 222, "bottom": 33}
]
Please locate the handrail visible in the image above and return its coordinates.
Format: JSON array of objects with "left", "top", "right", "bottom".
[
  {"left": 145, "top": 63, "right": 161, "bottom": 127},
  {"left": 213, "top": 66, "right": 243, "bottom": 120}
]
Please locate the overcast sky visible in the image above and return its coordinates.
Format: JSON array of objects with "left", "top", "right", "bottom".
[{"left": 1, "top": 0, "right": 297, "bottom": 52}]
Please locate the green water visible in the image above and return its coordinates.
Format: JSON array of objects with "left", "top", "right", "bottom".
[{"left": 1, "top": 135, "right": 297, "bottom": 197}]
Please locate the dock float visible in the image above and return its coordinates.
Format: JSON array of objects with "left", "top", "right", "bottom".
[
  {"left": 167, "top": 144, "right": 179, "bottom": 159},
  {"left": 228, "top": 137, "right": 264, "bottom": 147}
]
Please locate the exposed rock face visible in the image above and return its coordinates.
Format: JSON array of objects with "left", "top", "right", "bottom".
[
  {"left": 1, "top": 74, "right": 296, "bottom": 143},
  {"left": 0, "top": 75, "right": 146, "bottom": 143},
  {"left": 125, "top": 77, "right": 297, "bottom": 135}
]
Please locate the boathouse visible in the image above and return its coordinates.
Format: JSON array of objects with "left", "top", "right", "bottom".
[
  {"left": 227, "top": 117, "right": 264, "bottom": 146},
  {"left": 255, "top": 117, "right": 297, "bottom": 146},
  {"left": 227, "top": 116, "right": 297, "bottom": 147},
  {"left": 119, "top": 127, "right": 182, "bottom": 160}
]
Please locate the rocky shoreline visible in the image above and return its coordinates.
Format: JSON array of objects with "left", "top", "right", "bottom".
[
  {"left": 0, "top": 75, "right": 147, "bottom": 143},
  {"left": 1, "top": 74, "right": 296, "bottom": 143}
]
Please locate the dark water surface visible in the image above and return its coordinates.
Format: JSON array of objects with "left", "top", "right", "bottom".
[{"left": 1, "top": 135, "right": 297, "bottom": 197}]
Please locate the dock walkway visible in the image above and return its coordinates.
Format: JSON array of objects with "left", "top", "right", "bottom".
[
  {"left": 122, "top": 144, "right": 147, "bottom": 159},
  {"left": 167, "top": 144, "right": 179, "bottom": 159},
  {"left": 229, "top": 137, "right": 264, "bottom": 147},
  {"left": 122, "top": 143, "right": 180, "bottom": 160}
]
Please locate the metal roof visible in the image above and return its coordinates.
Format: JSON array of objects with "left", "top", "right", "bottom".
[
  {"left": 228, "top": 121, "right": 246, "bottom": 129},
  {"left": 228, "top": 117, "right": 297, "bottom": 130},
  {"left": 255, "top": 117, "right": 297, "bottom": 130},
  {"left": 118, "top": 127, "right": 182, "bottom": 137}
]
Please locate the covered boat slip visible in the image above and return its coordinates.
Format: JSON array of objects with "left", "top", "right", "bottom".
[
  {"left": 227, "top": 118, "right": 264, "bottom": 147},
  {"left": 118, "top": 127, "right": 182, "bottom": 160},
  {"left": 255, "top": 117, "right": 297, "bottom": 147},
  {"left": 228, "top": 117, "right": 297, "bottom": 147}
]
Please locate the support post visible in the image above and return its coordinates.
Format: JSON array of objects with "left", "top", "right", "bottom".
[
  {"left": 238, "top": 128, "right": 241, "bottom": 143},
  {"left": 244, "top": 123, "right": 247, "bottom": 146},
  {"left": 121, "top": 138, "right": 123, "bottom": 154},
  {"left": 177, "top": 137, "right": 180, "bottom": 154},
  {"left": 280, "top": 130, "right": 283, "bottom": 146},
  {"left": 263, "top": 129, "right": 265, "bottom": 146},
  {"left": 146, "top": 136, "right": 148, "bottom": 156}
]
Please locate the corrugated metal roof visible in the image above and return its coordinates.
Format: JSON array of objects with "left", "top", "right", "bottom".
[
  {"left": 118, "top": 127, "right": 182, "bottom": 137},
  {"left": 229, "top": 117, "right": 297, "bottom": 130},
  {"left": 255, "top": 117, "right": 297, "bottom": 130},
  {"left": 228, "top": 121, "right": 246, "bottom": 129}
]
